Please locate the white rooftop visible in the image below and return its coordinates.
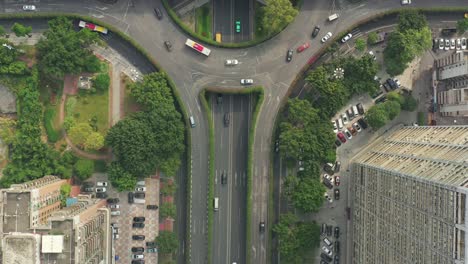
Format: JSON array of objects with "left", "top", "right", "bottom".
[{"left": 41, "top": 235, "right": 64, "bottom": 253}]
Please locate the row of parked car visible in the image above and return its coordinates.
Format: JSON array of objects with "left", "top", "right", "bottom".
[
  {"left": 436, "top": 38, "right": 467, "bottom": 51},
  {"left": 333, "top": 103, "right": 368, "bottom": 147},
  {"left": 321, "top": 224, "right": 341, "bottom": 264}
]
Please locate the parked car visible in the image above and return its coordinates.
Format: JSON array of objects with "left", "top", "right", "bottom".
[
  {"left": 107, "top": 198, "right": 119, "bottom": 204},
  {"left": 137, "top": 181, "right": 145, "bottom": 186},
  {"left": 217, "top": 94, "right": 223, "bottom": 104},
  {"left": 312, "top": 26, "right": 321, "bottom": 38},
  {"left": 335, "top": 241, "right": 340, "bottom": 253},
  {"left": 356, "top": 103, "right": 365, "bottom": 115},
  {"left": 96, "top": 192, "right": 108, "bottom": 198},
  {"left": 95, "top": 187, "right": 106, "bottom": 193},
  {"left": 375, "top": 95, "right": 387, "bottom": 104},
  {"left": 323, "top": 179, "right": 334, "bottom": 189},
  {"left": 135, "top": 193, "right": 145, "bottom": 199},
  {"left": 96, "top": 181, "right": 107, "bottom": 187},
  {"left": 297, "top": 42, "right": 310, "bottom": 53},
  {"left": 334, "top": 161, "right": 341, "bottom": 172},
  {"left": 343, "top": 128, "right": 352, "bottom": 139},
  {"left": 371, "top": 89, "right": 383, "bottom": 99},
  {"left": 132, "top": 247, "right": 145, "bottom": 253},
  {"left": 386, "top": 78, "right": 398, "bottom": 90},
  {"left": 132, "top": 223, "right": 145, "bottom": 228},
  {"left": 348, "top": 126, "right": 357, "bottom": 136},
  {"left": 326, "top": 225, "right": 333, "bottom": 236},
  {"left": 337, "top": 132, "right": 346, "bottom": 143},
  {"left": 346, "top": 108, "right": 354, "bottom": 119},
  {"left": 462, "top": 38, "right": 467, "bottom": 50},
  {"left": 321, "top": 253, "right": 333, "bottom": 262},
  {"left": 332, "top": 121, "right": 338, "bottom": 133},
  {"left": 235, "top": 21, "right": 241, "bottom": 33},
  {"left": 146, "top": 241, "right": 157, "bottom": 247},
  {"left": 135, "top": 187, "right": 146, "bottom": 192},
  {"left": 128, "top": 192, "right": 134, "bottom": 203},
  {"left": 456, "top": 38, "right": 461, "bottom": 50},
  {"left": 275, "top": 140, "right": 280, "bottom": 152},
  {"left": 445, "top": 39, "right": 450, "bottom": 50},
  {"left": 335, "top": 139, "right": 342, "bottom": 147},
  {"left": 334, "top": 188, "right": 340, "bottom": 200},
  {"left": 334, "top": 176, "right": 340, "bottom": 186},
  {"left": 334, "top": 226, "right": 340, "bottom": 238},
  {"left": 324, "top": 192, "right": 333, "bottom": 203},
  {"left": 154, "top": 8, "right": 163, "bottom": 19},
  {"left": 111, "top": 211, "right": 121, "bottom": 216},
  {"left": 353, "top": 122, "right": 362, "bottom": 132},
  {"left": 286, "top": 49, "right": 293, "bottom": 62},
  {"left": 357, "top": 118, "right": 368, "bottom": 129},
  {"left": 341, "top": 33, "right": 352, "bottom": 43},
  {"left": 147, "top": 205, "right": 159, "bottom": 210},
  {"left": 132, "top": 235, "right": 145, "bottom": 240},
  {"left": 164, "top": 41, "right": 172, "bottom": 52},
  {"left": 321, "top": 32, "right": 332, "bottom": 43},
  {"left": 324, "top": 163, "right": 335, "bottom": 174},
  {"left": 450, "top": 39, "right": 456, "bottom": 49},
  {"left": 225, "top": 59, "right": 239, "bottom": 66},
  {"left": 132, "top": 254, "right": 144, "bottom": 260},
  {"left": 382, "top": 82, "right": 391, "bottom": 92},
  {"left": 110, "top": 204, "right": 120, "bottom": 209},
  {"left": 133, "top": 217, "right": 145, "bottom": 222},
  {"left": 334, "top": 255, "right": 340, "bottom": 264},
  {"left": 322, "top": 246, "right": 333, "bottom": 256},
  {"left": 438, "top": 38, "right": 444, "bottom": 50},
  {"left": 83, "top": 187, "right": 94, "bottom": 193},
  {"left": 240, "top": 79, "right": 253, "bottom": 85},
  {"left": 401, "top": 0, "right": 411, "bottom": 5},
  {"left": 259, "top": 222, "right": 265, "bottom": 232},
  {"left": 323, "top": 173, "right": 333, "bottom": 183},
  {"left": 224, "top": 113, "right": 230, "bottom": 126},
  {"left": 341, "top": 113, "right": 349, "bottom": 124}
]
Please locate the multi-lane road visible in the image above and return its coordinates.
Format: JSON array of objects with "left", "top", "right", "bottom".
[
  {"left": 213, "top": 0, "right": 252, "bottom": 42},
  {"left": 2, "top": 0, "right": 467, "bottom": 263}
]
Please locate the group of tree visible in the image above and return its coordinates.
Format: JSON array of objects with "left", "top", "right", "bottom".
[
  {"left": 273, "top": 213, "right": 321, "bottom": 264},
  {"left": 106, "top": 72, "right": 185, "bottom": 190},
  {"left": 0, "top": 39, "right": 29, "bottom": 75},
  {"left": 457, "top": 17, "right": 468, "bottom": 33},
  {"left": 68, "top": 122, "right": 105, "bottom": 151},
  {"left": 36, "top": 16, "right": 101, "bottom": 78},
  {"left": 261, "top": 0, "right": 298, "bottom": 34},
  {"left": 366, "top": 91, "right": 418, "bottom": 129},
  {"left": 155, "top": 231, "right": 178, "bottom": 255},
  {"left": 384, "top": 10, "right": 432, "bottom": 76},
  {"left": 11, "top": 23, "right": 32, "bottom": 37}
]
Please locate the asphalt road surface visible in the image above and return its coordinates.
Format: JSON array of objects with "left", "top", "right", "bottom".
[
  {"left": 213, "top": 0, "right": 251, "bottom": 43},
  {"left": 3, "top": 0, "right": 467, "bottom": 263},
  {"left": 211, "top": 93, "right": 251, "bottom": 264}
]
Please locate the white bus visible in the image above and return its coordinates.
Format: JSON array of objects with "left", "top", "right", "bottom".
[{"left": 185, "top": 38, "right": 211, "bottom": 56}]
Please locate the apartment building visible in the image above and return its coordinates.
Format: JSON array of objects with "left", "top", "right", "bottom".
[{"left": 350, "top": 126, "right": 468, "bottom": 264}]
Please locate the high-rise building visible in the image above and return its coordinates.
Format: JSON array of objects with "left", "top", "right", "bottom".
[
  {"left": 0, "top": 176, "right": 111, "bottom": 264},
  {"left": 350, "top": 125, "right": 468, "bottom": 264}
]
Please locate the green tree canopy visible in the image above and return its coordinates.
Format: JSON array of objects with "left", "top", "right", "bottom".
[
  {"left": 457, "top": 18, "right": 468, "bottom": 33},
  {"left": 93, "top": 73, "right": 110, "bottom": 92},
  {"left": 130, "top": 72, "right": 175, "bottom": 111},
  {"left": 367, "top": 31, "right": 378, "bottom": 45},
  {"left": 355, "top": 38, "right": 366, "bottom": 52},
  {"left": 74, "top": 159, "right": 95, "bottom": 181},
  {"left": 108, "top": 162, "right": 137, "bottom": 191},
  {"left": 401, "top": 94, "right": 418, "bottom": 111},
  {"left": 262, "top": 0, "right": 298, "bottom": 34},
  {"left": 366, "top": 104, "right": 389, "bottom": 129},
  {"left": 0, "top": 25, "right": 5, "bottom": 36},
  {"left": 155, "top": 231, "right": 178, "bottom": 255},
  {"left": 343, "top": 56, "right": 379, "bottom": 95},
  {"left": 11, "top": 23, "right": 32, "bottom": 37},
  {"left": 289, "top": 177, "right": 326, "bottom": 212},
  {"left": 160, "top": 203, "right": 176, "bottom": 219},
  {"left": 397, "top": 10, "right": 428, "bottom": 33},
  {"left": 384, "top": 100, "right": 401, "bottom": 120},
  {"left": 68, "top": 123, "right": 104, "bottom": 151}
]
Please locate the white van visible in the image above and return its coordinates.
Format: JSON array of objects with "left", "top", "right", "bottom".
[
  {"left": 111, "top": 211, "right": 121, "bottom": 216},
  {"left": 214, "top": 197, "right": 219, "bottom": 211},
  {"left": 189, "top": 116, "right": 196, "bottom": 128},
  {"left": 337, "top": 118, "right": 344, "bottom": 130},
  {"left": 352, "top": 105, "right": 359, "bottom": 117},
  {"left": 328, "top": 13, "right": 339, "bottom": 21}
]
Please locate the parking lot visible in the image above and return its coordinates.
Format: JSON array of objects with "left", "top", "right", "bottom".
[{"left": 87, "top": 174, "right": 160, "bottom": 264}]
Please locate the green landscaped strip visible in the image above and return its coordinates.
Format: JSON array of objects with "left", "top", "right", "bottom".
[
  {"left": 70, "top": 92, "right": 109, "bottom": 135},
  {"left": 196, "top": 4, "right": 212, "bottom": 39},
  {"left": 43, "top": 105, "right": 60, "bottom": 143}
]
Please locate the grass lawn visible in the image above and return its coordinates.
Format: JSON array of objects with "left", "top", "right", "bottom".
[
  {"left": 123, "top": 78, "right": 141, "bottom": 116},
  {"left": 195, "top": 3, "right": 212, "bottom": 39},
  {"left": 69, "top": 90, "right": 109, "bottom": 135}
]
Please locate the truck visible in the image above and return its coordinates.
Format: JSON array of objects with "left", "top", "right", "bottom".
[
  {"left": 328, "top": 13, "right": 339, "bottom": 21},
  {"left": 185, "top": 38, "right": 211, "bottom": 56},
  {"left": 78, "top": 20, "right": 108, "bottom": 34}
]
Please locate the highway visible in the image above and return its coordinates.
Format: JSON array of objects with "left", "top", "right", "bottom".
[
  {"left": 213, "top": 0, "right": 251, "bottom": 42},
  {"left": 211, "top": 93, "right": 251, "bottom": 264},
  {"left": 2, "top": 0, "right": 467, "bottom": 263}
]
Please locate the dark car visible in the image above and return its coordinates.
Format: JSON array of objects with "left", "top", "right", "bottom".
[
  {"left": 217, "top": 94, "right": 223, "bottom": 104},
  {"left": 357, "top": 118, "right": 368, "bottom": 129},
  {"left": 334, "top": 161, "right": 341, "bottom": 172},
  {"left": 132, "top": 247, "right": 145, "bottom": 253},
  {"left": 107, "top": 198, "right": 120, "bottom": 204},
  {"left": 334, "top": 226, "right": 340, "bottom": 238},
  {"left": 96, "top": 192, "right": 108, "bottom": 198},
  {"left": 128, "top": 192, "right": 134, "bottom": 203},
  {"left": 371, "top": 89, "right": 384, "bottom": 99},
  {"left": 224, "top": 113, "right": 230, "bottom": 126},
  {"left": 275, "top": 140, "right": 280, "bottom": 152},
  {"left": 321, "top": 252, "right": 332, "bottom": 262},
  {"left": 132, "top": 235, "right": 145, "bottom": 240},
  {"left": 334, "top": 255, "right": 339, "bottom": 264},
  {"left": 382, "top": 82, "right": 391, "bottom": 92},
  {"left": 154, "top": 8, "right": 163, "bottom": 19},
  {"left": 321, "top": 223, "right": 326, "bottom": 235},
  {"left": 133, "top": 222, "right": 145, "bottom": 228},
  {"left": 133, "top": 217, "right": 145, "bottom": 222},
  {"left": 335, "top": 240, "right": 340, "bottom": 253},
  {"left": 164, "top": 41, "right": 172, "bottom": 52},
  {"left": 312, "top": 25, "right": 321, "bottom": 38},
  {"left": 335, "top": 139, "right": 342, "bottom": 147},
  {"left": 334, "top": 188, "right": 340, "bottom": 200},
  {"left": 146, "top": 241, "right": 157, "bottom": 247},
  {"left": 320, "top": 260, "right": 328, "bottom": 264},
  {"left": 375, "top": 95, "right": 387, "bottom": 104},
  {"left": 286, "top": 49, "right": 293, "bottom": 62},
  {"left": 135, "top": 192, "right": 145, "bottom": 199},
  {"left": 221, "top": 171, "right": 227, "bottom": 185},
  {"left": 147, "top": 205, "right": 159, "bottom": 210},
  {"left": 259, "top": 222, "right": 265, "bottom": 232},
  {"left": 326, "top": 225, "right": 333, "bottom": 236},
  {"left": 132, "top": 261, "right": 145, "bottom": 264},
  {"left": 356, "top": 103, "right": 364, "bottom": 115},
  {"left": 323, "top": 179, "right": 333, "bottom": 189},
  {"left": 386, "top": 78, "right": 398, "bottom": 90},
  {"left": 83, "top": 182, "right": 94, "bottom": 187},
  {"left": 83, "top": 187, "right": 94, "bottom": 193}
]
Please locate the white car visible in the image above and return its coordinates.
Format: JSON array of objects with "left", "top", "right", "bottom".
[
  {"left": 97, "top": 182, "right": 108, "bottom": 187},
  {"left": 456, "top": 39, "right": 461, "bottom": 50},
  {"left": 324, "top": 193, "right": 333, "bottom": 203},
  {"left": 225, "top": 59, "right": 239, "bottom": 66},
  {"left": 137, "top": 181, "right": 145, "bottom": 186},
  {"left": 341, "top": 113, "right": 349, "bottom": 124},
  {"left": 23, "top": 5, "right": 36, "bottom": 11},
  {"left": 393, "top": 78, "right": 401, "bottom": 88},
  {"left": 322, "top": 246, "right": 333, "bottom": 256},
  {"left": 341, "top": 33, "right": 352, "bottom": 43},
  {"left": 450, "top": 39, "right": 455, "bottom": 49},
  {"left": 240, "top": 79, "right": 253, "bottom": 85},
  {"left": 438, "top": 38, "right": 444, "bottom": 50},
  {"left": 113, "top": 233, "right": 119, "bottom": 239},
  {"left": 110, "top": 204, "right": 120, "bottom": 209},
  {"left": 462, "top": 38, "right": 467, "bottom": 50},
  {"left": 323, "top": 174, "right": 334, "bottom": 183},
  {"left": 401, "top": 0, "right": 411, "bottom": 5},
  {"left": 343, "top": 128, "right": 352, "bottom": 139},
  {"left": 368, "top": 51, "right": 376, "bottom": 60},
  {"left": 321, "top": 32, "right": 332, "bottom": 43},
  {"left": 332, "top": 121, "right": 338, "bottom": 133},
  {"left": 132, "top": 254, "right": 144, "bottom": 259},
  {"left": 445, "top": 39, "right": 450, "bottom": 50},
  {"left": 135, "top": 187, "right": 146, "bottom": 192},
  {"left": 96, "top": 187, "right": 106, "bottom": 193},
  {"left": 353, "top": 122, "right": 362, "bottom": 132}
]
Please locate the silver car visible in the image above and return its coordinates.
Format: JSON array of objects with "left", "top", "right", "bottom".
[
  {"left": 321, "top": 32, "right": 332, "bottom": 43},
  {"left": 23, "top": 5, "right": 36, "bottom": 11},
  {"left": 445, "top": 39, "right": 450, "bottom": 50},
  {"left": 240, "top": 79, "right": 253, "bottom": 85},
  {"left": 225, "top": 59, "right": 239, "bottom": 66}
]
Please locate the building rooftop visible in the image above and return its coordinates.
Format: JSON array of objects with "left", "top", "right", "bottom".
[
  {"left": 3, "top": 192, "right": 31, "bottom": 233},
  {"left": 3, "top": 233, "right": 40, "bottom": 264},
  {"left": 41, "top": 235, "right": 63, "bottom": 253}
]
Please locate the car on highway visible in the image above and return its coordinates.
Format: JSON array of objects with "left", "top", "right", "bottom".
[
  {"left": 135, "top": 187, "right": 146, "bottom": 192},
  {"left": 147, "top": 204, "right": 159, "bottom": 210},
  {"left": 23, "top": 5, "right": 36, "bottom": 11},
  {"left": 132, "top": 235, "right": 145, "bottom": 240},
  {"left": 154, "top": 8, "right": 163, "bottom": 19},
  {"left": 401, "top": 0, "right": 411, "bottom": 5},
  {"left": 322, "top": 245, "right": 333, "bottom": 256},
  {"left": 132, "top": 247, "right": 145, "bottom": 253},
  {"left": 221, "top": 171, "right": 227, "bottom": 185},
  {"left": 321, "top": 32, "right": 332, "bottom": 43},
  {"left": 96, "top": 187, "right": 106, "bottom": 193},
  {"left": 334, "top": 226, "right": 340, "bottom": 238},
  {"left": 217, "top": 94, "right": 223, "bottom": 104},
  {"left": 353, "top": 122, "right": 362, "bottom": 132},
  {"left": 133, "top": 222, "right": 145, "bottom": 228},
  {"left": 259, "top": 222, "right": 265, "bottom": 232},
  {"left": 312, "top": 25, "right": 321, "bottom": 38},
  {"left": 334, "top": 176, "right": 340, "bottom": 186},
  {"left": 224, "top": 113, "right": 230, "bottom": 126},
  {"left": 297, "top": 42, "right": 310, "bottom": 53},
  {"left": 286, "top": 49, "right": 293, "bottom": 62},
  {"left": 235, "top": 21, "right": 241, "bottom": 33},
  {"left": 341, "top": 113, "right": 349, "bottom": 124},
  {"left": 337, "top": 132, "right": 346, "bottom": 143},
  {"left": 225, "top": 59, "right": 239, "bottom": 66},
  {"left": 462, "top": 38, "right": 467, "bottom": 50},
  {"left": 107, "top": 198, "right": 119, "bottom": 204},
  {"left": 240, "top": 79, "right": 253, "bottom": 85},
  {"left": 438, "top": 38, "right": 444, "bottom": 50},
  {"left": 334, "top": 188, "right": 340, "bottom": 200},
  {"left": 341, "top": 33, "right": 352, "bottom": 43},
  {"left": 97, "top": 182, "right": 108, "bottom": 187},
  {"left": 343, "top": 128, "right": 352, "bottom": 139},
  {"left": 275, "top": 140, "right": 280, "bottom": 152},
  {"left": 164, "top": 41, "right": 172, "bottom": 52},
  {"left": 450, "top": 39, "right": 455, "bottom": 49},
  {"left": 134, "top": 217, "right": 145, "bottom": 222}
]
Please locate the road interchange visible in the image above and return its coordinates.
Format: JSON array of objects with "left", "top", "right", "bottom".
[{"left": 2, "top": 0, "right": 467, "bottom": 263}]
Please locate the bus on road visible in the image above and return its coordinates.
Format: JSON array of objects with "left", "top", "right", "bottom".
[
  {"left": 78, "top": 20, "right": 108, "bottom": 34},
  {"left": 185, "top": 38, "right": 211, "bottom": 56}
]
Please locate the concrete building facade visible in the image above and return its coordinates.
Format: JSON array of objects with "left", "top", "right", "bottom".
[{"left": 350, "top": 126, "right": 468, "bottom": 264}]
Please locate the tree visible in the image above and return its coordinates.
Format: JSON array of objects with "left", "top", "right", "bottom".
[
  {"left": 397, "top": 10, "right": 428, "bottom": 33},
  {"left": 0, "top": 40, "right": 18, "bottom": 64},
  {"left": 155, "top": 231, "right": 178, "bottom": 255},
  {"left": 367, "top": 31, "right": 378, "bottom": 45},
  {"left": 355, "top": 38, "right": 366, "bottom": 52},
  {"left": 289, "top": 177, "right": 326, "bottom": 212},
  {"left": 160, "top": 180, "right": 177, "bottom": 196},
  {"left": 383, "top": 100, "right": 401, "bottom": 120},
  {"left": 130, "top": 72, "right": 175, "bottom": 111},
  {"left": 108, "top": 162, "right": 137, "bottom": 191},
  {"left": 60, "top": 183, "right": 71, "bottom": 206},
  {"left": 160, "top": 203, "right": 176, "bottom": 219},
  {"left": 343, "top": 56, "right": 379, "bottom": 95},
  {"left": 93, "top": 73, "right": 110, "bottom": 92},
  {"left": 84, "top": 132, "right": 104, "bottom": 151},
  {"left": 366, "top": 105, "right": 388, "bottom": 129},
  {"left": 401, "top": 95, "right": 418, "bottom": 111},
  {"left": 36, "top": 17, "right": 100, "bottom": 78},
  {"left": 261, "top": 0, "right": 298, "bottom": 34},
  {"left": 11, "top": 23, "right": 32, "bottom": 37},
  {"left": 74, "top": 159, "right": 95, "bottom": 181},
  {"left": 273, "top": 213, "right": 300, "bottom": 260},
  {"left": 457, "top": 18, "right": 468, "bottom": 33},
  {"left": 68, "top": 123, "right": 104, "bottom": 151},
  {"left": 0, "top": 25, "right": 5, "bottom": 36}
]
